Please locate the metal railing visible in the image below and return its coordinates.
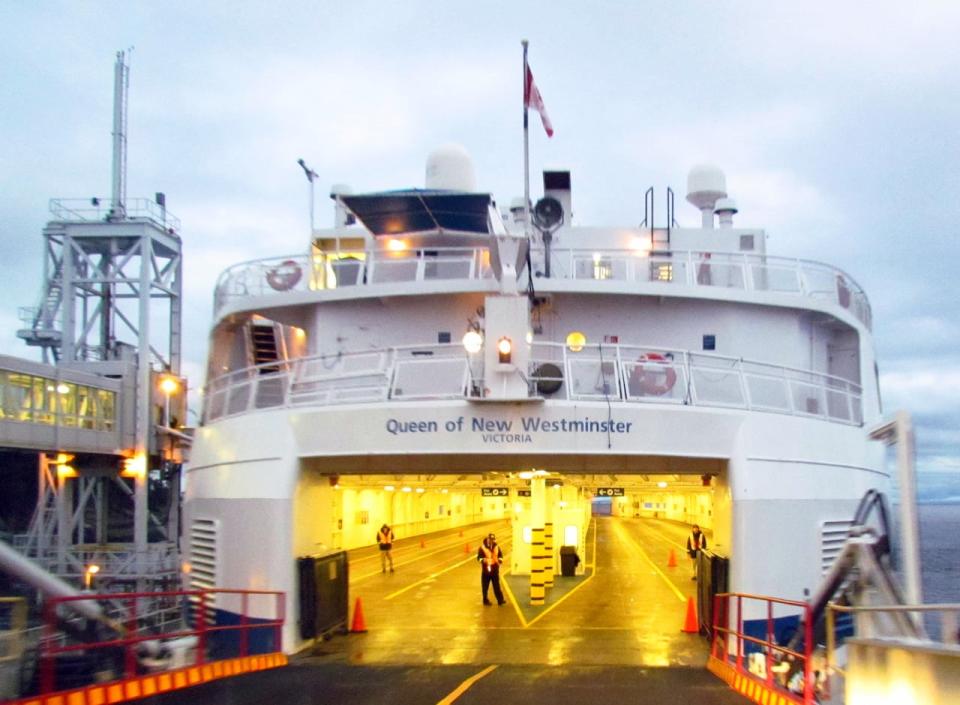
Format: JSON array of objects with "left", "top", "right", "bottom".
[
  {"left": 202, "top": 341, "right": 863, "bottom": 427},
  {"left": 38, "top": 588, "right": 284, "bottom": 695},
  {"left": 711, "top": 592, "right": 816, "bottom": 704},
  {"left": 824, "top": 601, "right": 960, "bottom": 699},
  {"left": 211, "top": 247, "right": 871, "bottom": 327},
  {"left": 48, "top": 198, "right": 181, "bottom": 232}
]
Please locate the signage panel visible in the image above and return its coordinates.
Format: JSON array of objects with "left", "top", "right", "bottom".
[
  {"left": 482, "top": 487, "right": 510, "bottom": 497},
  {"left": 595, "top": 487, "right": 624, "bottom": 497}
]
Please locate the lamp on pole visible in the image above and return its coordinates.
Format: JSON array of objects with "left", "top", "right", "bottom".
[
  {"left": 159, "top": 375, "right": 179, "bottom": 428},
  {"left": 297, "top": 158, "right": 319, "bottom": 235}
]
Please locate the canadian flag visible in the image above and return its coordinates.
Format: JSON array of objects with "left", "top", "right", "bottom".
[{"left": 525, "top": 65, "right": 554, "bottom": 138}]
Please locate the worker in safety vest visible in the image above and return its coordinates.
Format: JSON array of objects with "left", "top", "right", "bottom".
[
  {"left": 476, "top": 533, "right": 505, "bottom": 606},
  {"left": 686, "top": 524, "right": 707, "bottom": 580},
  {"left": 377, "top": 524, "right": 395, "bottom": 573}
]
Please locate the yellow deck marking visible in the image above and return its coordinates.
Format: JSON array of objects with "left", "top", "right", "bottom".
[
  {"left": 615, "top": 521, "right": 686, "bottom": 602},
  {"left": 385, "top": 555, "right": 477, "bottom": 600},
  {"left": 435, "top": 665, "right": 498, "bottom": 705}
]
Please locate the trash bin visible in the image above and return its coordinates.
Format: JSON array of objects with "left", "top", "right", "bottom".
[{"left": 559, "top": 545, "right": 580, "bottom": 577}]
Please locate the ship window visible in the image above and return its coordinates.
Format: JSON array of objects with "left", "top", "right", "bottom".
[
  {"left": 702, "top": 335, "right": 716, "bottom": 351},
  {"left": 739, "top": 234, "right": 755, "bottom": 251},
  {"left": 653, "top": 263, "right": 673, "bottom": 282},
  {"left": 438, "top": 331, "right": 451, "bottom": 344}
]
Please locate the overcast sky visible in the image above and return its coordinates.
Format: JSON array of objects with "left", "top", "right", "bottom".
[{"left": 2, "top": 2, "right": 958, "bottom": 482}]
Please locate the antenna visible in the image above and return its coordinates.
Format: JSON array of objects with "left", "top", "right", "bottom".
[{"left": 109, "top": 49, "right": 132, "bottom": 221}]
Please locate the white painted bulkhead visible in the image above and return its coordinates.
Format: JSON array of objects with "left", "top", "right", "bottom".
[{"left": 185, "top": 392, "right": 884, "bottom": 652}]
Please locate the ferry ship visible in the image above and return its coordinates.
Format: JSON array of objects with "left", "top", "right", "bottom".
[{"left": 185, "top": 145, "right": 885, "bottom": 654}]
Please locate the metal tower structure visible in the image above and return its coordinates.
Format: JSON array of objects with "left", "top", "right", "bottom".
[{"left": 15, "top": 50, "right": 185, "bottom": 590}]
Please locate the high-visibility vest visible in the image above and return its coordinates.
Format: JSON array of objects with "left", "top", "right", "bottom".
[
  {"left": 378, "top": 529, "right": 393, "bottom": 545},
  {"left": 480, "top": 544, "right": 500, "bottom": 571}
]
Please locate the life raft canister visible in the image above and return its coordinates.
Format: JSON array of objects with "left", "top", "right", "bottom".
[
  {"left": 265, "top": 259, "right": 303, "bottom": 291},
  {"left": 630, "top": 352, "right": 677, "bottom": 396}
]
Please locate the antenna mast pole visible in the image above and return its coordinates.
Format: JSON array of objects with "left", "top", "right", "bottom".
[{"left": 110, "top": 50, "right": 130, "bottom": 220}]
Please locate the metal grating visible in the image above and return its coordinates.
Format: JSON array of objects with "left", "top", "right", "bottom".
[
  {"left": 189, "top": 518, "right": 219, "bottom": 591},
  {"left": 821, "top": 520, "right": 853, "bottom": 575}
]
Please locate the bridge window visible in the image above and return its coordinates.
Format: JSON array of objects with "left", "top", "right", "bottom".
[{"left": 0, "top": 370, "right": 117, "bottom": 431}]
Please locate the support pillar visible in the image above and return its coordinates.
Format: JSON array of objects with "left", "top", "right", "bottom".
[{"left": 529, "top": 475, "right": 546, "bottom": 606}]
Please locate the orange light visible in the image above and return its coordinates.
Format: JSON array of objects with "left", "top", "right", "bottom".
[
  {"left": 121, "top": 453, "right": 147, "bottom": 479},
  {"left": 497, "top": 336, "right": 512, "bottom": 364},
  {"left": 159, "top": 376, "right": 178, "bottom": 395},
  {"left": 386, "top": 238, "right": 407, "bottom": 252},
  {"left": 57, "top": 464, "right": 78, "bottom": 480}
]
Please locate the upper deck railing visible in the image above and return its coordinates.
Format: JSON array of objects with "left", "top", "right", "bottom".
[
  {"left": 48, "top": 197, "right": 181, "bottom": 232},
  {"left": 212, "top": 247, "right": 871, "bottom": 328},
  {"left": 202, "top": 341, "right": 863, "bottom": 427}
]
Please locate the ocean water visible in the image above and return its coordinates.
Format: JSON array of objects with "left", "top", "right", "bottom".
[{"left": 919, "top": 503, "right": 959, "bottom": 604}]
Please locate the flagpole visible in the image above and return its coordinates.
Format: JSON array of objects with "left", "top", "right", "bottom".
[{"left": 522, "top": 39, "right": 531, "bottom": 240}]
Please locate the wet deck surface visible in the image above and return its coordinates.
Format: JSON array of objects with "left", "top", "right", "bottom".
[{"left": 149, "top": 517, "right": 743, "bottom": 704}]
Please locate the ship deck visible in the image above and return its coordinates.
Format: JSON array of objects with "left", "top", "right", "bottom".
[{"left": 148, "top": 517, "right": 746, "bottom": 704}]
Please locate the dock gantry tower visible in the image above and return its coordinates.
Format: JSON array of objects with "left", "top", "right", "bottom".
[{"left": 13, "top": 50, "right": 185, "bottom": 590}]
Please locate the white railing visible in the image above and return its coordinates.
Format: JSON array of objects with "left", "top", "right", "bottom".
[
  {"left": 213, "top": 247, "right": 496, "bottom": 313},
  {"left": 202, "top": 342, "right": 863, "bottom": 427},
  {"left": 212, "top": 247, "right": 871, "bottom": 328},
  {"left": 48, "top": 197, "right": 181, "bottom": 232}
]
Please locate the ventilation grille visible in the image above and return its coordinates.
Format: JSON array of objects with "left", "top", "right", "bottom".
[
  {"left": 189, "top": 518, "right": 219, "bottom": 591},
  {"left": 821, "top": 520, "right": 853, "bottom": 575}
]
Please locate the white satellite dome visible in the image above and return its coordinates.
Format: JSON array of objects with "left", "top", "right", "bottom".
[
  {"left": 425, "top": 144, "right": 477, "bottom": 191},
  {"left": 686, "top": 164, "right": 727, "bottom": 209},
  {"left": 686, "top": 164, "right": 727, "bottom": 228}
]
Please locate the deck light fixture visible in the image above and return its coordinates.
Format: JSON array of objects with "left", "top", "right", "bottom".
[
  {"left": 463, "top": 330, "right": 483, "bottom": 354},
  {"left": 566, "top": 331, "right": 586, "bottom": 352},
  {"left": 84, "top": 564, "right": 100, "bottom": 590},
  {"left": 497, "top": 336, "right": 512, "bottom": 364}
]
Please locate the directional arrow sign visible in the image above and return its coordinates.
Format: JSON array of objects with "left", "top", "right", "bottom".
[
  {"left": 596, "top": 487, "right": 624, "bottom": 497},
  {"left": 482, "top": 487, "right": 510, "bottom": 497}
]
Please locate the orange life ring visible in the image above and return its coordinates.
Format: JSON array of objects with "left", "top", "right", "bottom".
[
  {"left": 265, "top": 259, "right": 302, "bottom": 291},
  {"left": 630, "top": 352, "right": 677, "bottom": 396}
]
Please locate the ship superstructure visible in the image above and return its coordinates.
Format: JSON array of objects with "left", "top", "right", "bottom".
[{"left": 186, "top": 146, "right": 885, "bottom": 651}]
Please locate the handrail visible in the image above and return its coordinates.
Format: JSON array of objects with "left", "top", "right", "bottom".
[
  {"left": 825, "top": 601, "right": 960, "bottom": 678},
  {"left": 201, "top": 340, "right": 864, "bottom": 427},
  {"left": 711, "top": 592, "right": 815, "bottom": 704},
  {"left": 39, "top": 588, "right": 284, "bottom": 694},
  {"left": 210, "top": 246, "right": 872, "bottom": 329}
]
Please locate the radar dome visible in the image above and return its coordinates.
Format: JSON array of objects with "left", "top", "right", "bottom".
[
  {"left": 425, "top": 144, "right": 477, "bottom": 191},
  {"left": 686, "top": 164, "right": 727, "bottom": 209}
]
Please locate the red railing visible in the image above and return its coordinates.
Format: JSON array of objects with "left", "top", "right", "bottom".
[
  {"left": 711, "top": 592, "right": 814, "bottom": 705},
  {"left": 39, "top": 588, "right": 285, "bottom": 694}
]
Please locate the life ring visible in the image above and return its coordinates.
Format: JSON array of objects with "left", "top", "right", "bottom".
[
  {"left": 630, "top": 352, "right": 677, "bottom": 396},
  {"left": 265, "top": 259, "right": 302, "bottom": 291}
]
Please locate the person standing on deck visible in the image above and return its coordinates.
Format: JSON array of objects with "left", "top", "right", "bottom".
[
  {"left": 477, "top": 533, "right": 505, "bottom": 605},
  {"left": 687, "top": 524, "right": 707, "bottom": 580},
  {"left": 377, "top": 523, "right": 395, "bottom": 573}
]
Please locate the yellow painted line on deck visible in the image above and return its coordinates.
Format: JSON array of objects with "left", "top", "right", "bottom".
[
  {"left": 616, "top": 522, "right": 686, "bottom": 602},
  {"left": 384, "top": 554, "right": 477, "bottom": 600},
  {"left": 435, "top": 664, "right": 498, "bottom": 705},
  {"left": 353, "top": 542, "right": 475, "bottom": 581}
]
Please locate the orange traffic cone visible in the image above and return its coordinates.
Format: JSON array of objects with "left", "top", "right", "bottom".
[
  {"left": 350, "top": 597, "right": 367, "bottom": 633},
  {"left": 464, "top": 542, "right": 471, "bottom": 554},
  {"left": 667, "top": 549, "right": 678, "bottom": 568},
  {"left": 682, "top": 597, "right": 698, "bottom": 634},
  {"left": 420, "top": 538, "right": 425, "bottom": 548}
]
